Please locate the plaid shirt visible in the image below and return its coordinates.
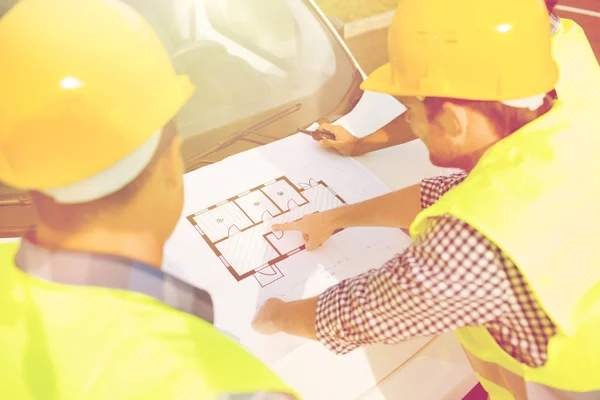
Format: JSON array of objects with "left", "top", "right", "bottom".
[
  {"left": 315, "top": 172, "right": 556, "bottom": 368},
  {"left": 16, "top": 236, "right": 215, "bottom": 323}
]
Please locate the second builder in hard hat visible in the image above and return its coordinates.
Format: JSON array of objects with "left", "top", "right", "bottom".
[
  {"left": 315, "top": 0, "right": 600, "bottom": 157},
  {"left": 0, "top": 0, "right": 297, "bottom": 398},
  {"left": 253, "top": 0, "right": 600, "bottom": 398}
]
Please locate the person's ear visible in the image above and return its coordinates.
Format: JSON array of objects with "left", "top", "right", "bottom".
[
  {"left": 439, "top": 102, "right": 469, "bottom": 139},
  {"left": 163, "top": 135, "right": 184, "bottom": 188}
]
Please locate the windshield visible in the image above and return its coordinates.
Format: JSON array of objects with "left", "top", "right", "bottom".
[
  {"left": 0, "top": 0, "right": 359, "bottom": 236},
  {"left": 127, "top": 0, "right": 357, "bottom": 166},
  {"left": 0, "top": 0, "right": 356, "bottom": 198}
]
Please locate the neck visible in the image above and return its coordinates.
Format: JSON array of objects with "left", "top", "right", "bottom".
[
  {"left": 449, "top": 116, "right": 506, "bottom": 172},
  {"left": 33, "top": 222, "right": 165, "bottom": 268},
  {"left": 442, "top": 141, "right": 497, "bottom": 172}
]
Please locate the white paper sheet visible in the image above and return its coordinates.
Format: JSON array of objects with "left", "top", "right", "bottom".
[
  {"left": 333, "top": 91, "right": 407, "bottom": 138},
  {"left": 163, "top": 133, "right": 413, "bottom": 363},
  {"left": 355, "top": 139, "right": 462, "bottom": 190}
]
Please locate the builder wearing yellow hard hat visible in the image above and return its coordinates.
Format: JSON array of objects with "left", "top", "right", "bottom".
[
  {"left": 253, "top": 0, "right": 600, "bottom": 398},
  {"left": 317, "top": 0, "right": 600, "bottom": 157},
  {"left": 0, "top": 0, "right": 297, "bottom": 398}
]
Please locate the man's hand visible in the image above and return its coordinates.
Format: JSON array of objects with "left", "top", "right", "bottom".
[
  {"left": 316, "top": 123, "right": 363, "bottom": 156},
  {"left": 252, "top": 298, "right": 286, "bottom": 335},
  {"left": 252, "top": 297, "right": 319, "bottom": 340},
  {"left": 272, "top": 212, "right": 339, "bottom": 251},
  {"left": 317, "top": 116, "right": 417, "bottom": 157}
]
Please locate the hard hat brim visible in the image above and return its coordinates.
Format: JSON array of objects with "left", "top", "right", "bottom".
[
  {"left": 41, "top": 130, "right": 162, "bottom": 204},
  {"left": 360, "top": 63, "right": 401, "bottom": 96},
  {"left": 360, "top": 62, "right": 558, "bottom": 102}
]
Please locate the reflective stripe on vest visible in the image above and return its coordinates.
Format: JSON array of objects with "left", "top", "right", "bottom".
[{"left": 409, "top": 103, "right": 600, "bottom": 395}]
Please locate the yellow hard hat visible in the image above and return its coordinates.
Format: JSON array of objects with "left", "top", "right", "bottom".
[
  {"left": 361, "top": 0, "right": 559, "bottom": 101},
  {"left": 0, "top": 0, "right": 195, "bottom": 202}
]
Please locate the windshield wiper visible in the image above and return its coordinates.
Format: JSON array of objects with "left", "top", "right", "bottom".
[
  {"left": 0, "top": 192, "right": 32, "bottom": 207},
  {"left": 186, "top": 102, "right": 303, "bottom": 170}
]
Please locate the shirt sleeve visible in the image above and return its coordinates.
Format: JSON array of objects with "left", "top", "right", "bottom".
[
  {"left": 315, "top": 214, "right": 512, "bottom": 355},
  {"left": 420, "top": 172, "right": 468, "bottom": 209}
]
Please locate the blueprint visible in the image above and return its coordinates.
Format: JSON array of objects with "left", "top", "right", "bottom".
[{"left": 187, "top": 176, "right": 346, "bottom": 288}]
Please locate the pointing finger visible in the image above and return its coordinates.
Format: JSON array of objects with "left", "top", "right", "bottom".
[{"left": 272, "top": 221, "right": 301, "bottom": 232}]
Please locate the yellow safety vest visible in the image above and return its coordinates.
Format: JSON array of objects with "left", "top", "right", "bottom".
[
  {"left": 410, "top": 103, "right": 600, "bottom": 399},
  {"left": 0, "top": 243, "right": 298, "bottom": 399},
  {"left": 552, "top": 18, "right": 600, "bottom": 110}
]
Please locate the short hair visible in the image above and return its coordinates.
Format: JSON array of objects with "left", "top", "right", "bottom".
[
  {"left": 422, "top": 96, "right": 554, "bottom": 139},
  {"left": 545, "top": 0, "right": 559, "bottom": 13}
]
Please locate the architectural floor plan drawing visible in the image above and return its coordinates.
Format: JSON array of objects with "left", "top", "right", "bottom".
[{"left": 187, "top": 177, "right": 346, "bottom": 287}]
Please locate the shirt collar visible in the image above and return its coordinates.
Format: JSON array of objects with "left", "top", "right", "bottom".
[
  {"left": 15, "top": 237, "right": 214, "bottom": 324},
  {"left": 550, "top": 13, "right": 561, "bottom": 35}
]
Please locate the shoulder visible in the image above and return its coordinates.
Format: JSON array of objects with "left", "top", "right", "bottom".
[
  {"left": 421, "top": 172, "right": 468, "bottom": 209},
  {"left": 553, "top": 17, "right": 586, "bottom": 37}
]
